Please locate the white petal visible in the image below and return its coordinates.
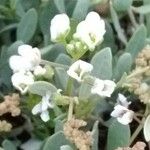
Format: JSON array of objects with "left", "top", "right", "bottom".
[
  {"left": 18, "top": 44, "right": 33, "bottom": 57},
  {"left": 111, "top": 105, "right": 128, "bottom": 118},
  {"left": 18, "top": 45, "right": 41, "bottom": 69},
  {"left": 117, "top": 110, "right": 134, "bottom": 125},
  {"left": 91, "top": 78, "right": 104, "bottom": 95},
  {"left": 11, "top": 71, "right": 34, "bottom": 94},
  {"left": 73, "top": 11, "right": 105, "bottom": 50},
  {"left": 67, "top": 60, "right": 93, "bottom": 82},
  {"left": 117, "top": 93, "right": 130, "bottom": 108},
  {"left": 32, "top": 103, "right": 42, "bottom": 115},
  {"left": 101, "top": 80, "right": 116, "bottom": 97},
  {"left": 33, "top": 66, "right": 46, "bottom": 76},
  {"left": 40, "top": 110, "right": 50, "bottom": 122},
  {"left": 50, "top": 14, "right": 70, "bottom": 42},
  {"left": 9, "top": 56, "right": 32, "bottom": 72}
]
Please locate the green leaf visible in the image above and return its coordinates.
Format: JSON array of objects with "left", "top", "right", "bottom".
[
  {"left": 17, "top": 8, "right": 38, "bottom": 43},
  {"left": 132, "top": 5, "right": 150, "bottom": 14},
  {"left": 125, "top": 25, "right": 147, "bottom": 61},
  {"left": 107, "top": 120, "right": 130, "bottom": 150},
  {"left": 110, "top": 4, "right": 127, "bottom": 45},
  {"left": 41, "top": 44, "right": 66, "bottom": 61},
  {"left": 60, "top": 145, "right": 73, "bottom": 150},
  {"left": 43, "top": 131, "right": 74, "bottom": 150},
  {"left": 54, "top": 67, "right": 68, "bottom": 90},
  {"left": 144, "top": 114, "right": 150, "bottom": 142},
  {"left": 55, "top": 54, "right": 72, "bottom": 66},
  {"left": 79, "top": 82, "right": 92, "bottom": 99},
  {"left": 6, "top": 40, "right": 23, "bottom": 57},
  {"left": 2, "top": 140, "right": 17, "bottom": 150},
  {"left": 28, "top": 81, "right": 57, "bottom": 96},
  {"left": 112, "top": 0, "right": 133, "bottom": 11},
  {"left": 39, "top": 0, "right": 58, "bottom": 45},
  {"left": 144, "top": 0, "right": 150, "bottom": 37},
  {"left": 72, "top": 0, "right": 90, "bottom": 21},
  {"left": 54, "top": 0, "right": 66, "bottom": 13},
  {"left": 92, "top": 121, "right": 99, "bottom": 150},
  {"left": 54, "top": 120, "right": 64, "bottom": 133},
  {"left": 91, "top": 47, "right": 112, "bottom": 79},
  {"left": 0, "top": 41, "right": 23, "bottom": 88},
  {"left": 114, "top": 53, "right": 132, "bottom": 80}
]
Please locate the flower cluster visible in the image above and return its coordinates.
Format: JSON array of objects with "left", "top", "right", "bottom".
[
  {"left": 50, "top": 11, "right": 106, "bottom": 59},
  {"left": 67, "top": 60, "right": 116, "bottom": 97},
  {"left": 9, "top": 44, "right": 46, "bottom": 94},
  {"left": 111, "top": 94, "right": 134, "bottom": 125}
]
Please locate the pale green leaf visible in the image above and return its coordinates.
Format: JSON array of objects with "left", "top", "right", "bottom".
[
  {"left": 132, "top": 5, "right": 150, "bottom": 14},
  {"left": 92, "top": 121, "right": 99, "bottom": 150},
  {"left": 2, "top": 140, "right": 17, "bottom": 150},
  {"left": 125, "top": 25, "right": 147, "bottom": 61},
  {"left": 54, "top": 0, "right": 66, "bottom": 13},
  {"left": 112, "top": 0, "right": 133, "bottom": 11},
  {"left": 72, "top": 0, "right": 90, "bottom": 21},
  {"left": 107, "top": 120, "right": 130, "bottom": 150},
  {"left": 28, "top": 81, "right": 57, "bottom": 96},
  {"left": 43, "top": 131, "right": 74, "bottom": 150},
  {"left": 17, "top": 8, "right": 38, "bottom": 43},
  {"left": 91, "top": 47, "right": 112, "bottom": 79},
  {"left": 114, "top": 53, "right": 132, "bottom": 80}
]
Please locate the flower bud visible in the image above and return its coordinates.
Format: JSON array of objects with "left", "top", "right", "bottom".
[{"left": 50, "top": 14, "right": 70, "bottom": 42}]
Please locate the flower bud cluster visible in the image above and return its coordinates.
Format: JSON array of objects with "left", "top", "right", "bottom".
[
  {"left": 0, "top": 120, "right": 12, "bottom": 132},
  {"left": 63, "top": 117, "right": 92, "bottom": 150},
  {"left": 127, "top": 45, "right": 150, "bottom": 103},
  {"left": 9, "top": 45, "right": 49, "bottom": 94},
  {"left": 0, "top": 94, "right": 20, "bottom": 116},
  {"left": 50, "top": 12, "right": 106, "bottom": 59}
]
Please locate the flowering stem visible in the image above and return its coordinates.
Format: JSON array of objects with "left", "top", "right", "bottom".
[
  {"left": 66, "top": 77, "right": 74, "bottom": 121},
  {"left": 129, "top": 105, "right": 149, "bottom": 146},
  {"left": 127, "top": 66, "right": 150, "bottom": 79},
  {"left": 41, "top": 60, "right": 69, "bottom": 69}
]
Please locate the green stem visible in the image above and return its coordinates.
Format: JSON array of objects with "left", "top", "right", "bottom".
[
  {"left": 129, "top": 105, "right": 149, "bottom": 146},
  {"left": 127, "top": 7, "right": 139, "bottom": 29},
  {"left": 65, "top": 77, "right": 74, "bottom": 121},
  {"left": 41, "top": 60, "right": 69, "bottom": 69}
]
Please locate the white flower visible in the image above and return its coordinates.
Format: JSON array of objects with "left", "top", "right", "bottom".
[
  {"left": 32, "top": 92, "right": 53, "bottom": 122},
  {"left": 11, "top": 71, "right": 34, "bottom": 94},
  {"left": 33, "top": 66, "right": 46, "bottom": 76},
  {"left": 67, "top": 60, "right": 93, "bottom": 82},
  {"left": 91, "top": 78, "right": 116, "bottom": 97},
  {"left": 9, "top": 44, "right": 41, "bottom": 72},
  {"left": 50, "top": 13, "right": 70, "bottom": 42},
  {"left": 73, "top": 11, "right": 106, "bottom": 51},
  {"left": 117, "top": 93, "right": 131, "bottom": 108},
  {"left": 111, "top": 94, "right": 134, "bottom": 125}
]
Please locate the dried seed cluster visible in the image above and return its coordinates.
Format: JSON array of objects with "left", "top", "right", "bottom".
[
  {"left": 127, "top": 45, "right": 150, "bottom": 103},
  {"left": 0, "top": 93, "right": 21, "bottom": 116},
  {"left": 0, "top": 120, "right": 12, "bottom": 132},
  {"left": 63, "top": 117, "right": 92, "bottom": 150}
]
